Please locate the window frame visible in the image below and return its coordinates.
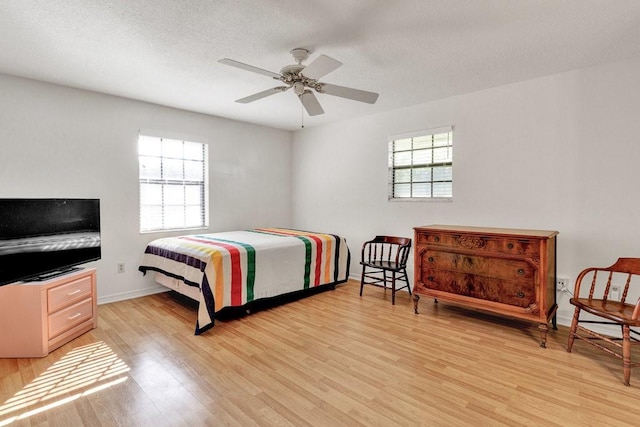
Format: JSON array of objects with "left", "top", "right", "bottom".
[
  {"left": 138, "top": 134, "right": 209, "bottom": 233},
  {"left": 388, "top": 126, "right": 453, "bottom": 201}
]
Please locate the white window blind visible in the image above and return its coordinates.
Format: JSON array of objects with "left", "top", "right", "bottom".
[
  {"left": 388, "top": 127, "right": 453, "bottom": 200},
  {"left": 138, "top": 135, "right": 208, "bottom": 232}
]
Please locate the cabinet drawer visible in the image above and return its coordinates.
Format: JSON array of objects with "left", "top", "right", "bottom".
[
  {"left": 416, "top": 232, "right": 540, "bottom": 257},
  {"left": 421, "top": 251, "right": 535, "bottom": 281},
  {"left": 48, "top": 298, "right": 93, "bottom": 339},
  {"left": 48, "top": 276, "right": 93, "bottom": 313},
  {"left": 417, "top": 269, "right": 537, "bottom": 308},
  {"left": 417, "top": 231, "right": 483, "bottom": 248}
]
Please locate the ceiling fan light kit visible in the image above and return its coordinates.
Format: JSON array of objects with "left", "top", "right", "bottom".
[{"left": 219, "top": 48, "right": 379, "bottom": 118}]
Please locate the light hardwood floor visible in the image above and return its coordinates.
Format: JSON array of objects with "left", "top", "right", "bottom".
[{"left": 1, "top": 280, "right": 640, "bottom": 426}]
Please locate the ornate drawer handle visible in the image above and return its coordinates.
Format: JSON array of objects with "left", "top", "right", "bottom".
[
  {"left": 434, "top": 236, "right": 440, "bottom": 242},
  {"left": 507, "top": 243, "right": 514, "bottom": 249},
  {"left": 428, "top": 256, "right": 434, "bottom": 262},
  {"left": 428, "top": 276, "right": 435, "bottom": 281},
  {"left": 517, "top": 269, "right": 525, "bottom": 276},
  {"left": 517, "top": 291, "right": 525, "bottom": 298}
]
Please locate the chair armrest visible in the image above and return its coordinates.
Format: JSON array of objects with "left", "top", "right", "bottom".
[
  {"left": 632, "top": 298, "right": 640, "bottom": 321},
  {"left": 361, "top": 240, "right": 376, "bottom": 262},
  {"left": 572, "top": 267, "right": 598, "bottom": 297}
]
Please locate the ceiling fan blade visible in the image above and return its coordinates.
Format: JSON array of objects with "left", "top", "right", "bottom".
[
  {"left": 218, "top": 58, "right": 281, "bottom": 79},
  {"left": 302, "top": 55, "right": 342, "bottom": 80},
  {"left": 317, "top": 83, "right": 379, "bottom": 104},
  {"left": 236, "top": 86, "right": 289, "bottom": 103},
  {"left": 299, "top": 90, "right": 324, "bottom": 116}
]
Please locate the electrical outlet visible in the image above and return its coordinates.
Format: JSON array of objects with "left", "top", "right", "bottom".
[
  {"left": 117, "top": 263, "right": 125, "bottom": 273},
  {"left": 557, "top": 277, "right": 570, "bottom": 292},
  {"left": 610, "top": 285, "right": 621, "bottom": 301}
]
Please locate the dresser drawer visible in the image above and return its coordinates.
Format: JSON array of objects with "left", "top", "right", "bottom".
[
  {"left": 417, "top": 268, "right": 537, "bottom": 308},
  {"left": 418, "top": 232, "right": 540, "bottom": 257},
  {"left": 48, "top": 298, "right": 93, "bottom": 339},
  {"left": 421, "top": 251, "right": 536, "bottom": 281},
  {"left": 47, "top": 276, "right": 93, "bottom": 313}
]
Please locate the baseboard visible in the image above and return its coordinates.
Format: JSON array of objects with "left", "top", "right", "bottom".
[
  {"left": 555, "top": 314, "right": 572, "bottom": 328},
  {"left": 97, "top": 284, "right": 167, "bottom": 305}
]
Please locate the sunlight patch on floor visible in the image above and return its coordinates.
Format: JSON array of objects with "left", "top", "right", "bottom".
[{"left": 0, "top": 341, "right": 129, "bottom": 425}]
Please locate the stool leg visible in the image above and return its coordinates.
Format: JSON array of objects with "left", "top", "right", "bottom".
[{"left": 360, "top": 266, "right": 366, "bottom": 296}]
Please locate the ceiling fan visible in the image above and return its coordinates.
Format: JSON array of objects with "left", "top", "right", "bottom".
[{"left": 218, "top": 48, "right": 379, "bottom": 116}]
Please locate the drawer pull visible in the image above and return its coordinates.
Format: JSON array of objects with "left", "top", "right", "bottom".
[
  {"left": 68, "top": 289, "right": 82, "bottom": 296},
  {"left": 428, "top": 256, "right": 434, "bottom": 262},
  {"left": 517, "top": 269, "right": 525, "bottom": 276},
  {"left": 507, "top": 243, "right": 514, "bottom": 249},
  {"left": 434, "top": 236, "right": 440, "bottom": 242},
  {"left": 68, "top": 312, "right": 83, "bottom": 320},
  {"left": 428, "top": 276, "right": 435, "bottom": 281},
  {"left": 517, "top": 291, "right": 525, "bottom": 298}
]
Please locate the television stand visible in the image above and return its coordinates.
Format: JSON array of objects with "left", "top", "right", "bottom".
[{"left": 0, "top": 268, "right": 97, "bottom": 358}]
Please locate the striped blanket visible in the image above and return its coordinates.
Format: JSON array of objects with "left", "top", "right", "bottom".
[{"left": 138, "top": 228, "right": 350, "bottom": 334}]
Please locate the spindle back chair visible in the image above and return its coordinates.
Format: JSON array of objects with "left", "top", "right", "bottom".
[
  {"left": 567, "top": 258, "right": 640, "bottom": 386},
  {"left": 359, "top": 236, "right": 411, "bottom": 305}
]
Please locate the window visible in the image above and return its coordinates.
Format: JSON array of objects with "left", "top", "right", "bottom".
[
  {"left": 138, "top": 135, "right": 208, "bottom": 232},
  {"left": 388, "top": 126, "right": 453, "bottom": 200}
]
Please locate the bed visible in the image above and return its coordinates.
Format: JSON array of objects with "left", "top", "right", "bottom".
[{"left": 138, "top": 227, "right": 350, "bottom": 334}]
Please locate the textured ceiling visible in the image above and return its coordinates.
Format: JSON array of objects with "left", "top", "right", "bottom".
[{"left": 2, "top": 1, "right": 640, "bottom": 131}]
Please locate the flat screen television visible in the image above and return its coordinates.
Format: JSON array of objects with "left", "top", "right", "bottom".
[{"left": 0, "top": 198, "right": 101, "bottom": 286}]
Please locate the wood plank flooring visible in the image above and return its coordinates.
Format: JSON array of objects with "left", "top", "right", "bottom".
[{"left": 2, "top": 280, "right": 640, "bottom": 426}]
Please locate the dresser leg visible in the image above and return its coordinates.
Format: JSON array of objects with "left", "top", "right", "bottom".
[
  {"left": 413, "top": 294, "right": 420, "bottom": 314},
  {"left": 538, "top": 323, "right": 549, "bottom": 348}
]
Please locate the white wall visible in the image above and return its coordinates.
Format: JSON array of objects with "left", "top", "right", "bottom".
[
  {"left": 291, "top": 57, "right": 640, "bottom": 326},
  {"left": 0, "top": 74, "right": 292, "bottom": 303}
]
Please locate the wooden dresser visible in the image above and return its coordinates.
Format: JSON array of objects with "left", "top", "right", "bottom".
[
  {"left": 0, "top": 268, "right": 97, "bottom": 358},
  {"left": 413, "top": 225, "right": 557, "bottom": 347}
]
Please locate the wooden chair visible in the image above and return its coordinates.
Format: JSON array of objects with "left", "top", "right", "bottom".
[
  {"left": 567, "top": 258, "right": 640, "bottom": 386},
  {"left": 359, "top": 236, "right": 411, "bottom": 305}
]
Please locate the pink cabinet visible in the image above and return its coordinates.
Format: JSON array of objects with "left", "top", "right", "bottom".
[{"left": 0, "top": 268, "right": 97, "bottom": 358}]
